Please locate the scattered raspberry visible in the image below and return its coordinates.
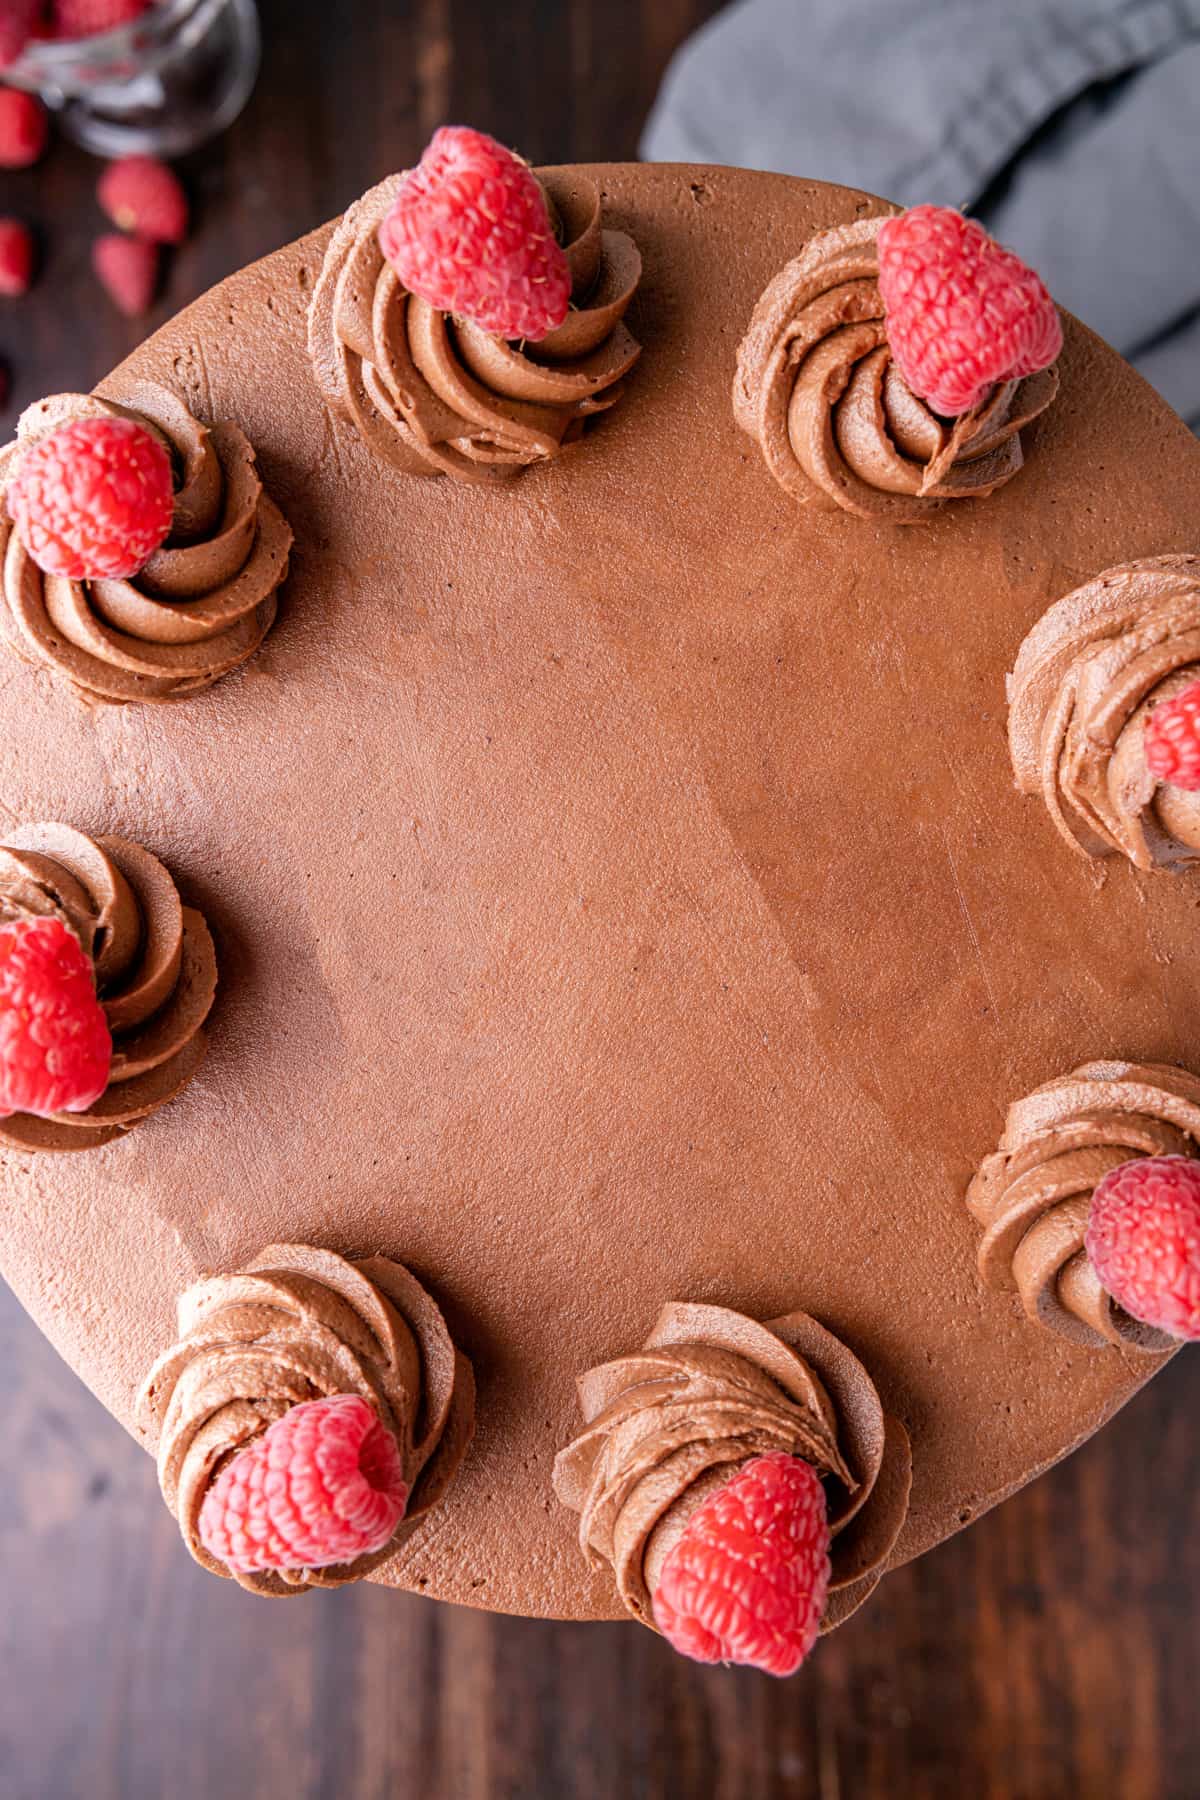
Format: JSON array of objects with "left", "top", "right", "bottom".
[
  {"left": 9, "top": 414, "right": 174, "bottom": 579},
  {"left": 98, "top": 154, "right": 187, "bottom": 245},
  {"left": 379, "top": 124, "right": 570, "bottom": 342},
  {"left": 0, "top": 86, "right": 47, "bottom": 168},
  {"left": 0, "top": 216, "right": 33, "bottom": 295},
  {"left": 877, "top": 204, "right": 1062, "bottom": 418},
  {"left": 652, "top": 1451, "right": 830, "bottom": 1677},
  {"left": 199, "top": 1393, "right": 408, "bottom": 1575},
  {"left": 0, "top": 915, "right": 111, "bottom": 1118},
  {"left": 93, "top": 230, "right": 158, "bottom": 316},
  {"left": 1086, "top": 1155, "right": 1200, "bottom": 1341},
  {"left": 1144, "top": 679, "right": 1200, "bottom": 792},
  {"left": 53, "top": 0, "right": 151, "bottom": 38},
  {"left": 0, "top": 1, "right": 41, "bottom": 67}
]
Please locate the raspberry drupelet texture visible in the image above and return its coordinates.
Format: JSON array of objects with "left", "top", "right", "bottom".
[
  {"left": 1086, "top": 1156, "right": 1200, "bottom": 1342},
  {"left": 93, "top": 232, "right": 159, "bottom": 317},
  {"left": 1144, "top": 679, "right": 1200, "bottom": 792},
  {"left": 877, "top": 204, "right": 1062, "bottom": 418},
  {"left": 378, "top": 124, "right": 571, "bottom": 343},
  {"left": 8, "top": 413, "right": 174, "bottom": 578},
  {"left": 99, "top": 155, "right": 188, "bottom": 245},
  {"left": 198, "top": 1394, "right": 409, "bottom": 1576},
  {"left": 0, "top": 216, "right": 33, "bottom": 296},
  {"left": 0, "top": 915, "right": 111, "bottom": 1118},
  {"left": 0, "top": 86, "right": 47, "bottom": 168},
  {"left": 652, "top": 1451, "right": 831, "bottom": 1677}
]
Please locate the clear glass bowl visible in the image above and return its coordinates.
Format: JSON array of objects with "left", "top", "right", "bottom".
[{"left": 5, "top": 0, "right": 261, "bottom": 157}]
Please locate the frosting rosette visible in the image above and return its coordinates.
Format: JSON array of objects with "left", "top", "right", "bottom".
[
  {"left": 732, "top": 216, "right": 1058, "bottom": 522},
  {"left": 1007, "top": 555, "right": 1200, "bottom": 871},
  {"left": 309, "top": 169, "right": 641, "bottom": 483},
  {"left": 0, "top": 383, "right": 292, "bottom": 704},
  {"left": 553, "top": 1302, "right": 911, "bottom": 1635},
  {"left": 135, "top": 1243, "right": 475, "bottom": 1596},
  {"left": 0, "top": 822, "right": 216, "bottom": 1152},
  {"left": 967, "top": 1060, "right": 1200, "bottom": 1350}
]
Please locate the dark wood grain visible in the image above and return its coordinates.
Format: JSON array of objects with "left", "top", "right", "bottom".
[{"left": 0, "top": 3, "right": 1197, "bottom": 1796}]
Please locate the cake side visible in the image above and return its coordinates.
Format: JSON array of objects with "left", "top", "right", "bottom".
[{"left": 0, "top": 165, "right": 1197, "bottom": 1619}]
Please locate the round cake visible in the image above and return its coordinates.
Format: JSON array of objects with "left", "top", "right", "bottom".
[{"left": 1, "top": 161, "right": 1198, "bottom": 1626}]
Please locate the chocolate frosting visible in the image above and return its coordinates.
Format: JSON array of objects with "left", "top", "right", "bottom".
[
  {"left": 0, "top": 165, "right": 1195, "bottom": 1623},
  {"left": 0, "top": 383, "right": 292, "bottom": 703},
  {"left": 967, "top": 1061, "right": 1200, "bottom": 1350},
  {"left": 1007, "top": 555, "right": 1200, "bottom": 870},
  {"left": 0, "top": 821, "right": 216, "bottom": 1151},
  {"left": 553, "top": 1303, "right": 911, "bottom": 1636},
  {"left": 308, "top": 169, "right": 641, "bottom": 483},
  {"left": 732, "top": 216, "right": 1058, "bottom": 521},
  {"left": 134, "top": 1243, "right": 475, "bottom": 1596}
]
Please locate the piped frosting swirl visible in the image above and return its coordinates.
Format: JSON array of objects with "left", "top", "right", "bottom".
[
  {"left": 0, "top": 384, "right": 292, "bottom": 704},
  {"left": 0, "top": 822, "right": 216, "bottom": 1152},
  {"left": 552, "top": 1302, "right": 911, "bottom": 1634},
  {"left": 135, "top": 1243, "right": 475, "bottom": 1596},
  {"left": 1007, "top": 555, "right": 1200, "bottom": 870},
  {"left": 733, "top": 217, "right": 1058, "bottom": 522},
  {"left": 309, "top": 170, "right": 641, "bottom": 483},
  {"left": 967, "top": 1060, "right": 1200, "bottom": 1350}
]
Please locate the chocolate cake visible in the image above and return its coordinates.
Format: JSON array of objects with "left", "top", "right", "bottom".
[{"left": 1, "top": 162, "right": 1198, "bottom": 1633}]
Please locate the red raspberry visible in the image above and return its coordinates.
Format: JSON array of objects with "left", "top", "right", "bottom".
[
  {"left": 0, "top": 2, "right": 41, "bottom": 68},
  {"left": 0, "top": 216, "right": 33, "bottom": 295},
  {"left": 0, "top": 915, "right": 111, "bottom": 1118},
  {"left": 652, "top": 1451, "right": 830, "bottom": 1676},
  {"left": 9, "top": 414, "right": 174, "bottom": 579},
  {"left": 93, "top": 232, "right": 158, "bottom": 317},
  {"left": 98, "top": 154, "right": 187, "bottom": 245},
  {"left": 1086, "top": 1155, "right": 1200, "bottom": 1341},
  {"left": 53, "top": 0, "right": 151, "bottom": 38},
  {"left": 877, "top": 204, "right": 1062, "bottom": 417},
  {"left": 1144, "top": 679, "right": 1200, "bottom": 791},
  {"left": 379, "top": 125, "right": 570, "bottom": 343},
  {"left": 199, "top": 1393, "right": 408, "bottom": 1576},
  {"left": 0, "top": 86, "right": 46, "bottom": 168}
]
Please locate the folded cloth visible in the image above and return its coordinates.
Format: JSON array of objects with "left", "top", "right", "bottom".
[{"left": 642, "top": 0, "right": 1200, "bottom": 427}]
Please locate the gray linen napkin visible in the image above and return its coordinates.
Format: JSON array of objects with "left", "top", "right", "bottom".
[{"left": 642, "top": 0, "right": 1200, "bottom": 427}]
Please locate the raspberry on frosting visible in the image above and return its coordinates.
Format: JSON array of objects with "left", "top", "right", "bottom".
[
  {"left": 0, "top": 914, "right": 111, "bottom": 1119},
  {"left": 653, "top": 1452, "right": 831, "bottom": 1676},
  {"left": 7, "top": 413, "right": 173, "bottom": 579},
  {"left": 877, "top": 205, "right": 1062, "bottom": 418},
  {"left": 1144, "top": 678, "right": 1200, "bottom": 793},
  {"left": 378, "top": 125, "right": 571, "bottom": 342},
  {"left": 199, "top": 1394, "right": 409, "bottom": 1576},
  {"left": 1086, "top": 1156, "right": 1200, "bottom": 1342}
]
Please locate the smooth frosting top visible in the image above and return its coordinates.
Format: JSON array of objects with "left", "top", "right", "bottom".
[
  {"left": 0, "top": 822, "right": 216, "bottom": 1152},
  {"left": 0, "top": 383, "right": 292, "bottom": 704},
  {"left": 135, "top": 1243, "right": 475, "bottom": 1595},
  {"left": 308, "top": 169, "right": 641, "bottom": 483},
  {"left": 1007, "top": 554, "right": 1200, "bottom": 870},
  {"left": 733, "top": 216, "right": 1058, "bottom": 521},
  {"left": 553, "top": 1303, "right": 911, "bottom": 1634},
  {"left": 968, "top": 1060, "right": 1200, "bottom": 1350}
]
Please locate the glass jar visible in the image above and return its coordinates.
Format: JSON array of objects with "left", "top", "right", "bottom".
[{"left": 4, "top": 0, "right": 261, "bottom": 157}]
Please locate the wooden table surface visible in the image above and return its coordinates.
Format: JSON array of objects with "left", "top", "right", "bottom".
[{"left": 1, "top": 3, "right": 1197, "bottom": 1795}]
